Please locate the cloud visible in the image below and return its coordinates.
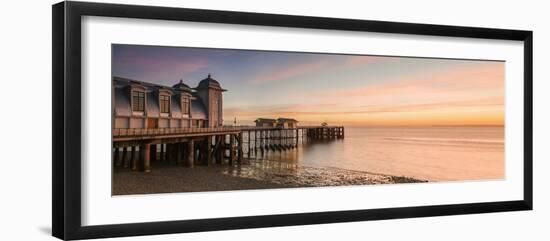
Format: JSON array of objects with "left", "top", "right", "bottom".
[
  {"left": 341, "top": 56, "right": 380, "bottom": 67},
  {"left": 316, "top": 62, "right": 504, "bottom": 100},
  {"left": 113, "top": 48, "right": 209, "bottom": 83},
  {"left": 227, "top": 62, "right": 505, "bottom": 126},
  {"left": 249, "top": 60, "right": 329, "bottom": 84},
  {"left": 225, "top": 97, "right": 502, "bottom": 117},
  {"left": 248, "top": 55, "right": 383, "bottom": 84}
]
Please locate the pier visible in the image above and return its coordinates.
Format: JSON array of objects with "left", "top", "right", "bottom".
[{"left": 112, "top": 126, "right": 344, "bottom": 172}]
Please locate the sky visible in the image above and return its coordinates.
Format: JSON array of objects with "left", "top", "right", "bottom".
[{"left": 112, "top": 44, "right": 505, "bottom": 127}]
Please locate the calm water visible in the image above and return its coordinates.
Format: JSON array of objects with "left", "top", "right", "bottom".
[{"left": 245, "top": 127, "right": 504, "bottom": 181}]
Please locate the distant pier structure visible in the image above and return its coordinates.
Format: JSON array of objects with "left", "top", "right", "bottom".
[{"left": 112, "top": 75, "right": 344, "bottom": 172}]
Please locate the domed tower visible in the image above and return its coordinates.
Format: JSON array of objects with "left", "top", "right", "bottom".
[{"left": 195, "top": 74, "right": 226, "bottom": 127}]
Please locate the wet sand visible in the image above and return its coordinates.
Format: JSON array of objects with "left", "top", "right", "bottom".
[{"left": 113, "top": 160, "right": 425, "bottom": 195}]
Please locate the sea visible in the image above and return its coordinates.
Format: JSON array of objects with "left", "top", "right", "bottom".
[{"left": 244, "top": 126, "right": 504, "bottom": 181}]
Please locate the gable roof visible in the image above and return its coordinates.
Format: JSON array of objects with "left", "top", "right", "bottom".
[
  {"left": 277, "top": 118, "right": 298, "bottom": 122},
  {"left": 255, "top": 118, "right": 277, "bottom": 123}
]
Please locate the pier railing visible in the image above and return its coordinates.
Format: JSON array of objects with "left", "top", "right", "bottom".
[
  {"left": 113, "top": 126, "right": 242, "bottom": 137},
  {"left": 113, "top": 125, "right": 345, "bottom": 137}
]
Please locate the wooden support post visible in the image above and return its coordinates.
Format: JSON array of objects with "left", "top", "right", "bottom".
[
  {"left": 128, "top": 146, "right": 135, "bottom": 169},
  {"left": 176, "top": 143, "right": 181, "bottom": 163},
  {"left": 187, "top": 139, "right": 194, "bottom": 167},
  {"left": 143, "top": 143, "right": 151, "bottom": 172},
  {"left": 121, "top": 147, "right": 128, "bottom": 168},
  {"left": 207, "top": 136, "right": 213, "bottom": 166},
  {"left": 167, "top": 143, "right": 173, "bottom": 164},
  {"left": 160, "top": 144, "right": 165, "bottom": 161},
  {"left": 216, "top": 135, "right": 223, "bottom": 164},
  {"left": 178, "top": 142, "right": 185, "bottom": 165},
  {"left": 178, "top": 143, "right": 183, "bottom": 164},
  {"left": 165, "top": 144, "right": 171, "bottom": 163},
  {"left": 295, "top": 129, "right": 299, "bottom": 147},
  {"left": 223, "top": 135, "right": 228, "bottom": 160},
  {"left": 150, "top": 144, "right": 157, "bottom": 162},
  {"left": 170, "top": 143, "right": 179, "bottom": 164},
  {"left": 238, "top": 132, "right": 243, "bottom": 163},
  {"left": 131, "top": 146, "right": 138, "bottom": 171},
  {"left": 114, "top": 147, "right": 120, "bottom": 166},
  {"left": 172, "top": 143, "right": 178, "bottom": 163},
  {"left": 248, "top": 131, "right": 251, "bottom": 158},
  {"left": 138, "top": 143, "right": 151, "bottom": 173},
  {"left": 172, "top": 143, "right": 178, "bottom": 164},
  {"left": 229, "top": 134, "right": 235, "bottom": 165},
  {"left": 173, "top": 143, "right": 179, "bottom": 164}
]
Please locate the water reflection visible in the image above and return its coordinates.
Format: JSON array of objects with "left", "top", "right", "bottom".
[{"left": 225, "top": 127, "right": 504, "bottom": 182}]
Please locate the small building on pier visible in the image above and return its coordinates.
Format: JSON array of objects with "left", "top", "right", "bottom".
[
  {"left": 277, "top": 118, "right": 298, "bottom": 128},
  {"left": 254, "top": 118, "right": 277, "bottom": 127},
  {"left": 113, "top": 74, "right": 226, "bottom": 129}
]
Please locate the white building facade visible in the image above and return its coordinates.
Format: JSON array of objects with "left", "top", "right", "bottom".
[{"left": 112, "top": 74, "right": 226, "bottom": 129}]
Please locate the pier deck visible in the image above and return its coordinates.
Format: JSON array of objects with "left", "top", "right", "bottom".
[{"left": 112, "top": 125, "right": 344, "bottom": 172}]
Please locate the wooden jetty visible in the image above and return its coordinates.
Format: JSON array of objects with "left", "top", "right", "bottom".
[{"left": 112, "top": 126, "right": 344, "bottom": 172}]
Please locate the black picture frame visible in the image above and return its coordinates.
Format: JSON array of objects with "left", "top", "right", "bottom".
[{"left": 52, "top": 1, "right": 533, "bottom": 240}]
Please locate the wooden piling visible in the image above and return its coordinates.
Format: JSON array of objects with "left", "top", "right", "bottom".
[
  {"left": 229, "top": 134, "right": 235, "bottom": 164},
  {"left": 166, "top": 144, "right": 172, "bottom": 163},
  {"left": 140, "top": 143, "right": 151, "bottom": 173},
  {"left": 121, "top": 147, "right": 128, "bottom": 168},
  {"left": 187, "top": 139, "right": 194, "bottom": 167},
  {"left": 114, "top": 147, "right": 120, "bottom": 166},
  {"left": 128, "top": 146, "right": 135, "bottom": 169},
  {"left": 207, "top": 136, "right": 213, "bottom": 166},
  {"left": 295, "top": 129, "right": 299, "bottom": 147},
  {"left": 238, "top": 132, "right": 243, "bottom": 163},
  {"left": 131, "top": 146, "right": 138, "bottom": 171},
  {"left": 150, "top": 144, "right": 157, "bottom": 162}
]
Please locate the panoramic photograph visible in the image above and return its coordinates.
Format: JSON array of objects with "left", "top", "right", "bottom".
[{"left": 111, "top": 44, "right": 505, "bottom": 195}]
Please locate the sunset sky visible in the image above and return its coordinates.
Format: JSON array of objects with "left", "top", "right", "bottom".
[{"left": 112, "top": 44, "right": 504, "bottom": 126}]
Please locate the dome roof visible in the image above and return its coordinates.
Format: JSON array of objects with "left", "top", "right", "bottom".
[
  {"left": 172, "top": 79, "right": 192, "bottom": 92},
  {"left": 196, "top": 74, "right": 225, "bottom": 91}
]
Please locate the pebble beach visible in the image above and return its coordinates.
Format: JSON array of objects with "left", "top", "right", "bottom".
[{"left": 113, "top": 160, "right": 425, "bottom": 195}]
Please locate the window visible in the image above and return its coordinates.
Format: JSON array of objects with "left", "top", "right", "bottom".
[
  {"left": 182, "top": 98, "right": 190, "bottom": 115},
  {"left": 132, "top": 91, "right": 145, "bottom": 112},
  {"left": 160, "top": 95, "right": 170, "bottom": 113}
]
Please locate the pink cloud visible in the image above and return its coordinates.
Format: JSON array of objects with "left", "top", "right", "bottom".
[
  {"left": 249, "top": 55, "right": 384, "bottom": 84},
  {"left": 228, "top": 61, "right": 504, "bottom": 126},
  {"left": 341, "top": 56, "right": 380, "bottom": 67},
  {"left": 320, "top": 62, "right": 504, "bottom": 99},
  {"left": 130, "top": 57, "right": 206, "bottom": 72},
  {"left": 250, "top": 60, "right": 328, "bottom": 84},
  {"left": 116, "top": 55, "right": 208, "bottom": 81}
]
